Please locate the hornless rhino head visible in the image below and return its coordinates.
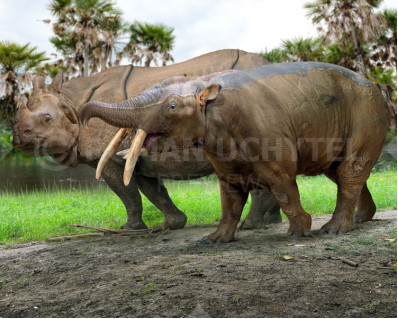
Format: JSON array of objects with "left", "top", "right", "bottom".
[
  {"left": 12, "top": 72, "right": 80, "bottom": 166},
  {"left": 79, "top": 75, "right": 221, "bottom": 185}
]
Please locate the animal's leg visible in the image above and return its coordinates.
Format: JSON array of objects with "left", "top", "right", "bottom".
[
  {"left": 204, "top": 180, "right": 248, "bottom": 243},
  {"left": 134, "top": 175, "right": 187, "bottom": 230},
  {"left": 263, "top": 203, "right": 283, "bottom": 225},
  {"left": 354, "top": 183, "right": 376, "bottom": 223},
  {"left": 321, "top": 160, "right": 372, "bottom": 234},
  {"left": 101, "top": 160, "right": 147, "bottom": 230},
  {"left": 320, "top": 183, "right": 364, "bottom": 234},
  {"left": 325, "top": 172, "right": 376, "bottom": 224},
  {"left": 269, "top": 178, "right": 312, "bottom": 237},
  {"left": 240, "top": 189, "right": 281, "bottom": 229}
]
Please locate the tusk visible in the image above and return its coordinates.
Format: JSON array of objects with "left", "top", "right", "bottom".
[
  {"left": 123, "top": 129, "right": 147, "bottom": 186},
  {"left": 96, "top": 128, "right": 132, "bottom": 179},
  {"left": 117, "top": 148, "right": 148, "bottom": 160}
]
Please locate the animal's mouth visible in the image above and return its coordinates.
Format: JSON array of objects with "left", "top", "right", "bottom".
[
  {"left": 143, "top": 133, "right": 165, "bottom": 148},
  {"left": 12, "top": 133, "right": 37, "bottom": 151},
  {"left": 12, "top": 135, "right": 54, "bottom": 157}
]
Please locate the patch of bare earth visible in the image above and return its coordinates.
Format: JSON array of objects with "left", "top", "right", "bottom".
[{"left": 0, "top": 211, "right": 396, "bottom": 318}]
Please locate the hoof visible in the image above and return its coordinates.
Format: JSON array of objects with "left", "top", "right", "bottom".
[
  {"left": 319, "top": 228, "right": 345, "bottom": 235},
  {"left": 239, "top": 218, "right": 265, "bottom": 230},
  {"left": 303, "top": 229, "right": 312, "bottom": 237},
  {"left": 204, "top": 230, "right": 235, "bottom": 243},
  {"left": 163, "top": 211, "right": 187, "bottom": 230},
  {"left": 288, "top": 229, "right": 312, "bottom": 237},
  {"left": 121, "top": 221, "right": 148, "bottom": 230},
  {"left": 200, "top": 237, "right": 212, "bottom": 244},
  {"left": 200, "top": 237, "right": 230, "bottom": 244},
  {"left": 320, "top": 219, "right": 352, "bottom": 235},
  {"left": 354, "top": 213, "right": 372, "bottom": 224}
]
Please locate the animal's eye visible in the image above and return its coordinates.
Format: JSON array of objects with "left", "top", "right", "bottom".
[
  {"left": 42, "top": 114, "right": 52, "bottom": 123},
  {"left": 170, "top": 104, "right": 176, "bottom": 109}
]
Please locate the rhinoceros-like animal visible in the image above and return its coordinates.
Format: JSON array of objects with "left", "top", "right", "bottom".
[
  {"left": 12, "top": 49, "right": 281, "bottom": 230},
  {"left": 80, "top": 62, "right": 389, "bottom": 242}
]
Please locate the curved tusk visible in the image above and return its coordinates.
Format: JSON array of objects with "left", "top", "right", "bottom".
[
  {"left": 124, "top": 129, "right": 147, "bottom": 186},
  {"left": 96, "top": 128, "right": 132, "bottom": 179}
]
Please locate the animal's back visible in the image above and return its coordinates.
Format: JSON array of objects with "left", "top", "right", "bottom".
[
  {"left": 213, "top": 62, "right": 389, "bottom": 175},
  {"left": 65, "top": 49, "right": 268, "bottom": 160}
]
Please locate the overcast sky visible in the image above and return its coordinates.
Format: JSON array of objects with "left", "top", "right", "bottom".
[{"left": 0, "top": 0, "right": 396, "bottom": 65}]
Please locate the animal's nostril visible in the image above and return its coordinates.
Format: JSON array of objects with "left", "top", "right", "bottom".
[
  {"left": 12, "top": 134, "right": 20, "bottom": 145},
  {"left": 24, "top": 129, "right": 32, "bottom": 135}
]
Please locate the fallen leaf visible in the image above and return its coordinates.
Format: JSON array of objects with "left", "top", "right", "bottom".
[
  {"left": 380, "top": 237, "right": 396, "bottom": 242},
  {"left": 294, "top": 244, "right": 306, "bottom": 247},
  {"left": 282, "top": 255, "right": 294, "bottom": 260}
]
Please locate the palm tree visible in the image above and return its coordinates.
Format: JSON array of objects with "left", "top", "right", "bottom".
[
  {"left": 36, "top": 61, "right": 68, "bottom": 79},
  {"left": 304, "top": 0, "right": 386, "bottom": 74},
  {"left": 371, "top": 9, "right": 397, "bottom": 70},
  {"left": 0, "top": 41, "right": 48, "bottom": 125},
  {"left": 282, "top": 37, "right": 325, "bottom": 61},
  {"left": 48, "top": 0, "right": 123, "bottom": 77},
  {"left": 125, "top": 22, "right": 175, "bottom": 67},
  {"left": 369, "top": 9, "right": 397, "bottom": 130},
  {"left": 261, "top": 37, "right": 325, "bottom": 63},
  {"left": 260, "top": 48, "right": 287, "bottom": 63}
]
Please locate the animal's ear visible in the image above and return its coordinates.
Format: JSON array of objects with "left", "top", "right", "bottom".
[
  {"left": 60, "top": 103, "right": 79, "bottom": 124},
  {"left": 32, "top": 76, "right": 45, "bottom": 91},
  {"left": 49, "top": 70, "right": 63, "bottom": 92},
  {"left": 16, "top": 94, "right": 28, "bottom": 111},
  {"left": 198, "top": 84, "right": 220, "bottom": 105}
]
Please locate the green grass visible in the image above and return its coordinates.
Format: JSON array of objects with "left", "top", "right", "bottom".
[{"left": 0, "top": 171, "right": 396, "bottom": 244}]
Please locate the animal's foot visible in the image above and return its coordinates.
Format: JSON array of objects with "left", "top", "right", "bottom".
[
  {"left": 320, "top": 218, "right": 353, "bottom": 235},
  {"left": 263, "top": 211, "right": 282, "bottom": 225},
  {"left": 163, "top": 210, "right": 187, "bottom": 230},
  {"left": 288, "top": 228, "right": 312, "bottom": 237},
  {"left": 287, "top": 212, "right": 312, "bottom": 237},
  {"left": 354, "top": 211, "right": 373, "bottom": 224},
  {"left": 120, "top": 221, "right": 148, "bottom": 230},
  {"left": 201, "top": 228, "right": 235, "bottom": 244},
  {"left": 239, "top": 217, "right": 265, "bottom": 230}
]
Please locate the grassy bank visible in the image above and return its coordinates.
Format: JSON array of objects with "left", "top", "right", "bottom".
[{"left": 0, "top": 170, "right": 396, "bottom": 244}]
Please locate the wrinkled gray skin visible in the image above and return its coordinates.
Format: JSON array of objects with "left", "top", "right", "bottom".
[{"left": 12, "top": 49, "right": 281, "bottom": 230}]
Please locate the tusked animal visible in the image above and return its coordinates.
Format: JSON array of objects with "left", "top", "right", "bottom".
[
  {"left": 12, "top": 49, "right": 282, "bottom": 231},
  {"left": 79, "top": 62, "right": 389, "bottom": 242}
]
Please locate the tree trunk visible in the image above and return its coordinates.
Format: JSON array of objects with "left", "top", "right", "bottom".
[
  {"left": 350, "top": 24, "right": 366, "bottom": 74},
  {"left": 83, "top": 47, "right": 89, "bottom": 77}
]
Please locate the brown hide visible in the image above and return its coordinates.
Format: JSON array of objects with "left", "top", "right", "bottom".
[
  {"left": 79, "top": 62, "right": 389, "bottom": 241},
  {"left": 61, "top": 49, "right": 268, "bottom": 160}
]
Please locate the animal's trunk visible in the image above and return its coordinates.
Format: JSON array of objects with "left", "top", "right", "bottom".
[
  {"left": 78, "top": 91, "right": 162, "bottom": 128},
  {"left": 79, "top": 89, "right": 164, "bottom": 185}
]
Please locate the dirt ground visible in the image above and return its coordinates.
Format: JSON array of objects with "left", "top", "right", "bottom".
[{"left": 0, "top": 211, "right": 396, "bottom": 318}]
